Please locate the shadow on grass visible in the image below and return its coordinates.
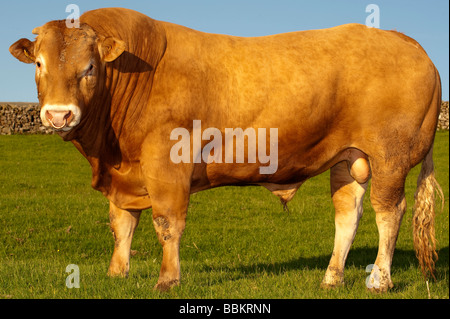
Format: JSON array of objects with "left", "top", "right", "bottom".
[{"left": 199, "top": 246, "right": 449, "bottom": 282}]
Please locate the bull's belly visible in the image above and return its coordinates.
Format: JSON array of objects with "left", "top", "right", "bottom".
[
  {"left": 108, "top": 145, "right": 369, "bottom": 210},
  {"left": 190, "top": 147, "right": 370, "bottom": 194},
  {"left": 192, "top": 162, "right": 319, "bottom": 192}
]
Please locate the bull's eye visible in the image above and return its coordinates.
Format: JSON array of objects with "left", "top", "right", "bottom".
[
  {"left": 85, "top": 64, "right": 94, "bottom": 77},
  {"left": 36, "top": 61, "right": 42, "bottom": 75}
]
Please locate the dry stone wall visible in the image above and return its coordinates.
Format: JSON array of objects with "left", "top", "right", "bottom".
[
  {"left": 0, "top": 103, "right": 53, "bottom": 135},
  {"left": 0, "top": 101, "right": 449, "bottom": 135},
  {"left": 438, "top": 101, "right": 449, "bottom": 131}
]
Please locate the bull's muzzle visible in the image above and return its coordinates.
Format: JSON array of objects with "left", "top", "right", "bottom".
[
  {"left": 45, "top": 110, "right": 74, "bottom": 129},
  {"left": 40, "top": 104, "right": 81, "bottom": 131}
]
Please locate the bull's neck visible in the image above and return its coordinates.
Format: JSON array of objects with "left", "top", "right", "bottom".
[
  {"left": 107, "top": 23, "right": 167, "bottom": 145},
  {"left": 69, "top": 97, "right": 121, "bottom": 162},
  {"left": 64, "top": 17, "right": 167, "bottom": 182}
]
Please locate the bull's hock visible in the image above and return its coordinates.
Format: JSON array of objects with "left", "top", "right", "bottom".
[{"left": 1, "top": 101, "right": 449, "bottom": 135}]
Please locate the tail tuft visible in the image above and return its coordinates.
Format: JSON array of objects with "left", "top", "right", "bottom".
[{"left": 412, "top": 147, "right": 444, "bottom": 280}]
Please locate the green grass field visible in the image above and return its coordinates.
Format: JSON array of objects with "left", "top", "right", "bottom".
[{"left": 0, "top": 132, "right": 448, "bottom": 299}]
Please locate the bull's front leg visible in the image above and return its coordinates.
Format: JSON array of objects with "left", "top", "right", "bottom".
[
  {"left": 141, "top": 138, "right": 192, "bottom": 291},
  {"left": 107, "top": 201, "right": 141, "bottom": 277},
  {"left": 149, "top": 180, "right": 189, "bottom": 291}
]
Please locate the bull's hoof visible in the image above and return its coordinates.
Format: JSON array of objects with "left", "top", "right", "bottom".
[
  {"left": 366, "top": 270, "right": 394, "bottom": 293},
  {"left": 154, "top": 279, "right": 180, "bottom": 292},
  {"left": 107, "top": 260, "right": 130, "bottom": 278},
  {"left": 321, "top": 267, "right": 344, "bottom": 290},
  {"left": 367, "top": 281, "right": 393, "bottom": 293},
  {"left": 107, "top": 269, "right": 129, "bottom": 278}
]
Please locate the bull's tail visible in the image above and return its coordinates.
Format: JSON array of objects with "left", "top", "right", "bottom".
[{"left": 412, "top": 145, "right": 444, "bottom": 280}]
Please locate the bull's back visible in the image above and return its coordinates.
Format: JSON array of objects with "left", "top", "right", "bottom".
[{"left": 159, "top": 22, "right": 436, "bottom": 129}]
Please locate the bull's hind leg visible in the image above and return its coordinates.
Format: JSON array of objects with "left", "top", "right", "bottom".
[
  {"left": 107, "top": 201, "right": 141, "bottom": 277},
  {"left": 321, "top": 161, "right": 368, "bottom": 288},
  {"left": 368, "top": 166, "right": 408, "bottom": 292}
]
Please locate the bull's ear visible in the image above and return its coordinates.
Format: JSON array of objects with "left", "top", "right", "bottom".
[
  {"left": 99, "top": 37, "right": 126, "bottom": 62},
  {"left": 9, "top": 38, "right": 36, "bottom": 64}
]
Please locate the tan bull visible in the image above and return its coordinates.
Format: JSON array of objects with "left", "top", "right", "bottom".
[{"left": 10, "top": 7, "right": 443, "bottom": 292}]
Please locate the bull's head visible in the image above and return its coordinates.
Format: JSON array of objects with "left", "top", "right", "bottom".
[{"left": 9, "top": 20, "right": 126, "bottom": 135}]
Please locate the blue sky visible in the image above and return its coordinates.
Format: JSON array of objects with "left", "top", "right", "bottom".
[{"left": 0, "top": 0, "right": 448, "bottom": 102}]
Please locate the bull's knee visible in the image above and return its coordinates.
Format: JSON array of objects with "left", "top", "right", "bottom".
[{"left": 153, "top": 216, "right": 172, "bottom": 243}]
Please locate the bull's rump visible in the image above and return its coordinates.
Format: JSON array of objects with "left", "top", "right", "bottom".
[{"left": 152, "top": 22, "right": 439, "bottom": 186}]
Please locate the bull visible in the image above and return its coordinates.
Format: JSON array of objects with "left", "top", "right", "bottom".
[{"left": 9, "top": 7, "right": 443, "bottom": 292}]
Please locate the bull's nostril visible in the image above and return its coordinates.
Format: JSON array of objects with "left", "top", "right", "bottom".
[
  {"left": 45, "top": 110, "right": 53, "bottom": 121},
  {"left": 64, "top": 110, "right": 74, "bottom": 125},
  {"left": 64, "top": 111, "right": 73, "bottom": 123},
  {"left": 64, "top": 111, "right": 72, "bottom": 120}
]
